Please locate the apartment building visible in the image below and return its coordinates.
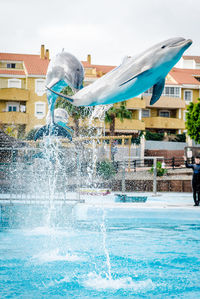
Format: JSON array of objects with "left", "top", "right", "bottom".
[
  {"left": 0, "top": 46, "right": 199, "bottom": 138},
  {"left": 142, "top": 57, "right": 200, "bottom": 134},
  {"left": 84, "top": 55, "right": 200, "bottom": 136},
  {"left": 0, "top": 45, "right": 49, "bottom": 136}
]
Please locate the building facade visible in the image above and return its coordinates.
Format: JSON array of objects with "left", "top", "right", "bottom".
[
  {"left": 0, "top": 45, "right": 49, "bottom": 137},
  {"left": 0, "top": 47, "right": 200, "bottom": 138}
]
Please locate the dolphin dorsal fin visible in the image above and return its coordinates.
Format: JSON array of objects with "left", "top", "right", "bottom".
[
  {"left": 150, "top": 78, "right": 165, "bottom": 105},
  {"left": 121, "top": 55, "right": 132, "bottom": 65}
]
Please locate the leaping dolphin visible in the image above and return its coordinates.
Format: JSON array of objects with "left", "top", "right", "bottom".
[
  {"left": 47, "top": 37, "right": 192, "bottom": 106},
  {"left": 34, "top": 51, "right": 84, "bottom": 141}
]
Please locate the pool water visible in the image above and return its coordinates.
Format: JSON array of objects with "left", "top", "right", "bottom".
[{"left": 1, "top": 207, "right": 200, "bottom": 298}]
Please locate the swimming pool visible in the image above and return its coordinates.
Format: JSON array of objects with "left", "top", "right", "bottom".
[{"left": 1, "top": 205, "right": 200, "bottom": 298}]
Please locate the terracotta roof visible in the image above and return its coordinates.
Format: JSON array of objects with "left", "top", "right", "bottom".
[
  {"left": 165, "top": 73, "right": 178, "bottom": 85},
  {"left": 169, "top": 68, "right": 200, "bottom": 85},
  {"left": 182, "top": 55, "right": 200, "bottom": 63},
  {"left": 144, "top": 96, "right": 185, "bottom": 109},
  {"left": 82, "top": 61, "right": 115, "bottom": 75},
  {"left": 0, "top": 53, "right": 49, "bottom": 76}
]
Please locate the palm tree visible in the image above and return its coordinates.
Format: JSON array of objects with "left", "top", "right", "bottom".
[
  {"left": 56, "top": 86, "right": 91, "bottom": 136},
  {"left": 105, "top": 101, "right": 132, "bottom": 136}
]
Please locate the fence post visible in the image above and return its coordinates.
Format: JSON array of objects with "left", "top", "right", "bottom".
[
  {"left": 134, "top": 160, "right": 136, "bottom": 172},
  {"left": 128, "top": 136, "right": 131, "bottom": 172},
  {"left": 172, "top": 157, "right": 175, "bottom": 169},
  {"left": 122, "top": 160, "right": 126, "bottom": 193},
  {"left": 153, "top": 157, "right": 157, "bottom": 195}
]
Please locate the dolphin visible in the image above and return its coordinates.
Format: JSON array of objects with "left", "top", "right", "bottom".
[
  {"left": 47, "top": 37, "right": 192, "bottom": 107},
  {"left": 34, "top": 51, "right": 84, "bottom": 141}
]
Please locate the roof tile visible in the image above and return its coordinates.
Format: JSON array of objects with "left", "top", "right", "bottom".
[
  {"left": 0, "top": 53, "right": 49, "bottom": 76},
  {"left": 169, "top": 68, "right": 200, "bottom": 85}
]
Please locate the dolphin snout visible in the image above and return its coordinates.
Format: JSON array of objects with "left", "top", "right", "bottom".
[{"left": 169, "top": 38, "right": 193, "bottom": 48}]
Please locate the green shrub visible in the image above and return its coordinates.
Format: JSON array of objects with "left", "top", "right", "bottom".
[
  {"left": 145, "top": 131, "right": 164, "bottom": 141},
  {"left": 96, "top": 160, "right": 116, "bottom": 180},
  {"left": 149, "top": 161, "right": 167, "bottom": 177},
  {"left": 174, "top": 133, "right": 186, "bottom": 143}
]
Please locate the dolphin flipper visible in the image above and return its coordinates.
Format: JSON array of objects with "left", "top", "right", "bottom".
[
  {"left": 34, "top": 124, "right": 72, "bottom": 141},
  {"left": 150, "top": 78, "right": 165, "bottom": 105},
  {"left": 119, "top": 69, "right": 151, "bottom": 87}
]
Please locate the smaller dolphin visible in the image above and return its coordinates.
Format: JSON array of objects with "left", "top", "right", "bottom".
[
  {"left": 34, "top": 51, "right": 84, "bottom": 140},
  {"left": 46, "top": 108, "right": 74, "bottom": 133},
  {"left": 47, "top": 37, "right": 192, "bottom": 107}
]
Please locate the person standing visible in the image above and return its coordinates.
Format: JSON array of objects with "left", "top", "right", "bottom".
[{"left": 185, "top": 155, "right": 200, "bottom": 206}]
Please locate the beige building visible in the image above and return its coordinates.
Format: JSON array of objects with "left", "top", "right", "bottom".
[
  {"left": 0, "top": 46, "right": 200, "bottom": 138},
  {"left": 0, "top": 45, "right": 49, "bottom": 136}
]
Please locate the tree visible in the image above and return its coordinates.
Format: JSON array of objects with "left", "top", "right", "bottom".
[
  {"left": 185, "top": 99, "right": 200, "bottom": 144},
  {"left": 55, "top": 86, "right": 92, "bottom": 136},
  {"left": 105, "top": 102, "right": 132, "bottom": 136}
]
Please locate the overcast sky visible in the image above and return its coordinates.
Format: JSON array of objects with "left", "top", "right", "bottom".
[{"left": 1, "top": 0, "right": 199, "bottom": 65}]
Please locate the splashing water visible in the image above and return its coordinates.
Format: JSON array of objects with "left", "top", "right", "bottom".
[
  {"left": 100, "top": 208, "right": 112, "bottom": 280},
  {"left": 32, "top": 249, "right": 83, "bottom": 263},
  {"left": 83, "top": 272, "right": 155, "bottom": 291},
  {"left": 89, "top": 104, "right": 113, "bottom": 121}
]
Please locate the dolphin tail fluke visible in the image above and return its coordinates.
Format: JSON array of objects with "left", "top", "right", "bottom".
[
  {"left": 46, "top": 86, "right": 74, "bottom": 104},
  {"left": 34, "top": 124, "right": 72, "bottom": 141}
]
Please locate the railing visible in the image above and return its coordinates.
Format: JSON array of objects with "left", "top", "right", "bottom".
[
  {"left": 116, "top": 156, "right": 186, "bottom": 172},
  {"left": 0, "top": 144, "right": 191, "bottom": 198}
]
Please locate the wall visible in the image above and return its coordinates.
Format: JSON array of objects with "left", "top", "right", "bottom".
[
  {"left": 101, "top": 179, "right": 192, "bottom": 192},
  {"left": 145, "top": 140, "right": 187, "bottom": 150}
]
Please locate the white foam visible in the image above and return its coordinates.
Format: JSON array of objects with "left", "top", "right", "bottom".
[
  {"left": 43, "top": 275, "right": 71, "bottom": 288},
  {"left": 83, "top": 272, "right": 155, "bottom": 291},
  {"left": 32, "top": 249, "right": 84, "bottom": 263},
  {"left": 23, "top": 227, "right": 74, "bottom": 237}
]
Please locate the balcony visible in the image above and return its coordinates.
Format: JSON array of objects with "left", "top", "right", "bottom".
[
  {"left": 0, "top": 88, "right": 29, "bottom": 101},
  {"left": 143, "top": 117, "right": 185, "bottom": 130},
  {"left": 144, "top": 96, "right": 185, "bottom": 109},
  {"left": 115, "top": 97, "right": 146, "bottom": 109},
  {"left": 126, "top": 97, "right": 146, "bottom": 109},
  {"left": 106, "top": 118, "right": 145, "bottom": 132},
  {"left": 0, "top": 112, "right": 28, "bottom": 125}
]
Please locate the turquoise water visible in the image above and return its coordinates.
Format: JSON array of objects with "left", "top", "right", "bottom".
[{"left": 1, "top": 207, "right": 200, "bottom": 298}]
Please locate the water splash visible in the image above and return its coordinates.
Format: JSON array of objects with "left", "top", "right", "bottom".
[
  {"left": 89, "top": 104, "right": 113, "bottom": 121},
  {"left": 100, "top": 208, "right": 112, "bottom": 280},
  {"left": 83, "top": 272, "right": 155, "bottom": 291},
  {"left": 32, "top": 249, "right": 83, "bottom": 263}
]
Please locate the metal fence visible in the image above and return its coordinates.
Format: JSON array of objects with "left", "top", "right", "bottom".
[{"left": 0, "top": 145, "right": 191, "bottom": 200}]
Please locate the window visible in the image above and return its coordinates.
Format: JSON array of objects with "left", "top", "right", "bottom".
[
  {"left": 35, "top": 102, "right": 46, "bottom": 118},
  {"left": 183, "top": 110, "right": 188, "bottom": 121},
  {"left": 7, "top": 63, "right": 16, "bottom": 69},
  {"left": 142, "top": 109, "right": 150, "bottom": 118},
  {"left": 184, "top": 90, "right": 192, "bottom": 102},
  {"left": 159, "top": 110, "right": 170, "bottom": 118},
  {"left": 8, "top": 78, "right": 21, "bottom": 88},
  {"left": 164, "top": 87, "right": 180, "bottom": 97},
  {"left": 6, "top": 102, "right": 19, "bottom": 112},
  {"left": 35, "top": 79, "right": 46, "bottom": 96},
  {"left": 20, "top": 105, "right": 26, "bottom": 113},
  {"left": 143, "top": 86, "right": 180, "bottom": 98}
]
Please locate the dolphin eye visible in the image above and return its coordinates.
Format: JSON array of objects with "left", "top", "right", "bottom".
[
  {"left": 76, "top": 68, "right": 80, "bottom": 72},
  {"left": 161, "top": 45, "right": 166, "bottom": 49}
]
